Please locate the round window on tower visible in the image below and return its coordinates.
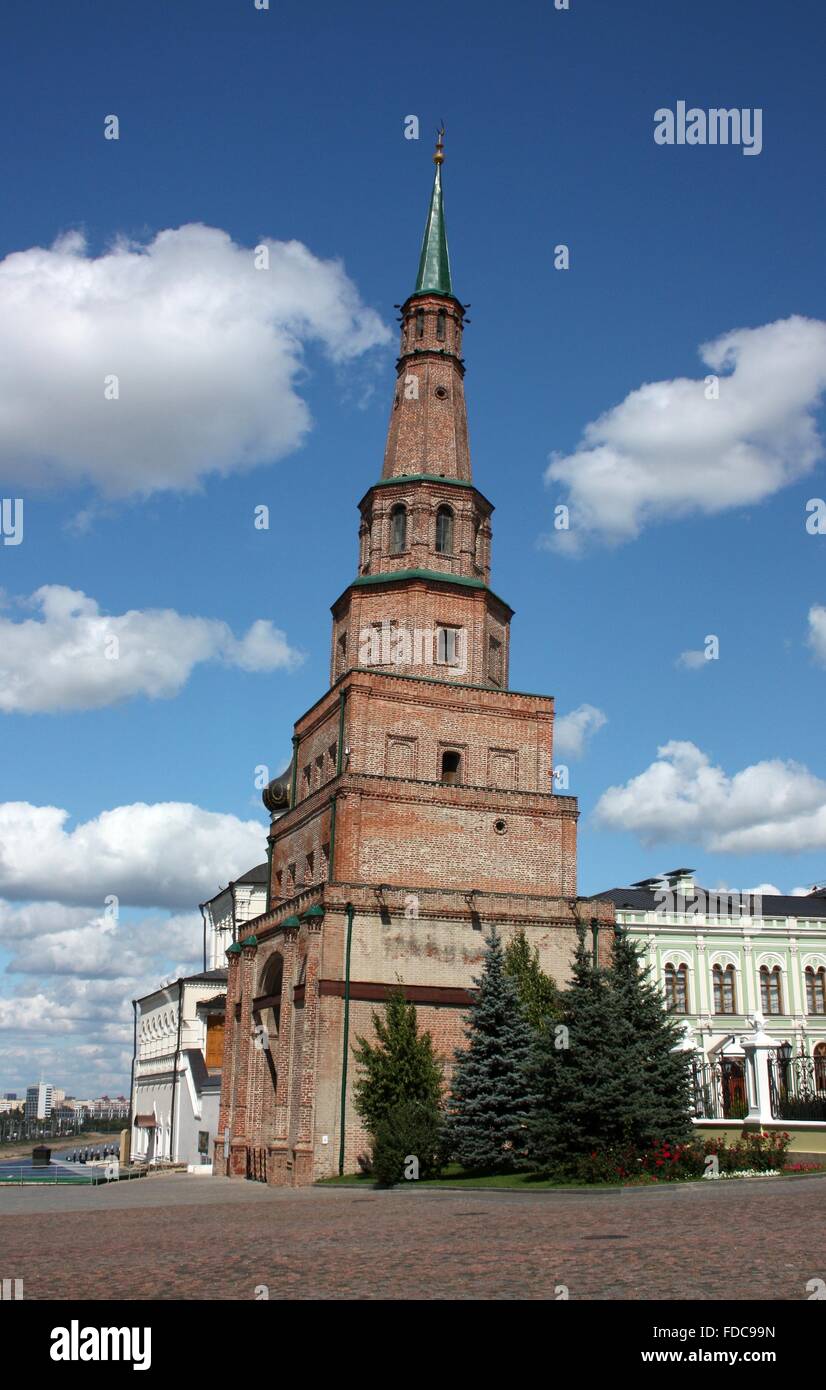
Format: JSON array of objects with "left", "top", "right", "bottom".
[
  {"left": 434, "top": 386, "right": 448, "bottom": 400},
  {"left": 493, "top": 818, "right": 507, "bottom": 835}
]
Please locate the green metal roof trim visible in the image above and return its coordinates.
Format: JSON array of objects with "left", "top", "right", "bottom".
[
  {"left": 282, "top": 915, "right": 301, "bottom": 928},
  {"left": 415, "top": 162, "right": 452, "bottom": 296},
  {"left": 372, "top": 474, "right": 474, "bottom": 489},
  {"left": 353, "top": 567, "right": 484, "bottom": 590},
  {"left": 226, "top": 943, "right": 242, "bottom": 956},
  {"left": 353, "top": 568, "right": 511, "bottom": 607},
  {"left": 301, "top": 905, "right": 325, "bottom": 919},
  {"left": 239, "top": 934, "right": 258, "bottom": 948}
]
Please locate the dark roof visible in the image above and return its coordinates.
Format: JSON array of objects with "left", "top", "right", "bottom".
[
  {"left": 592, "top": 886, "right": 826, "bottom": 919},
  {"left": 235, "top": 863, "right": 269, "bottom": 885},
  {"left": 195, "top": 993, "right": 226, "bottom": 1010}
]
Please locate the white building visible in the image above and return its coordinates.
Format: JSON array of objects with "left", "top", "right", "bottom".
[
  {"left": 131, "top": 861, "right": 268, "bottom": 1169},
  {"left": 201, "top": 863, "right": 269, "bottom": 970},
  {"left": 131, "top": 970, "right": 228, "bottom": 1168},
  {"left": 25, "top": 1083, "right": 53, "bottom": 1120},
  {"left": 595, "top": 869, "right": 826, "bottom": 1122}
]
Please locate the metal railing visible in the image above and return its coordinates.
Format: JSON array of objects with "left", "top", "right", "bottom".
[
  {"left": 768, "top": 1048, "right": 826, "bottom": 1121},
  {"left": 690, "top": 1056, "right": 749, "bottom": 1120}
]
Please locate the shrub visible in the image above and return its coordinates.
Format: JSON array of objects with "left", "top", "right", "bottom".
[
  {"left": 539, "top": 1132, "right": 792, "bottom": 1185},
  {"left": 371, "top": 1099, "right": 444, "bottom": 1187}
]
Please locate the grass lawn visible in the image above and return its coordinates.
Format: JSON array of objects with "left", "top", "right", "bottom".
[{"left": 318, "top": 1161, "right": 826, "bottom": 1192}]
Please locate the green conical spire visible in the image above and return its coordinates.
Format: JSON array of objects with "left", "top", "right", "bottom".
[{"left": 414, "top": 130, "right": 452, "bottom": 296}]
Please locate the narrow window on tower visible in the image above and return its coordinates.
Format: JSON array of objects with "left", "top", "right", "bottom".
[
  {"left": 436, "top": 309, "right": 446, "bottom": 341},
  {"left": 436, "top": 626, "right": 461, "bottom": 665},
  {"left": 441, "top": 750, "right": 462, "bottom": 785},
  {"left": 435, "top": 506, "right": 454, "bottom": 554},
  {"left": 416, "top": 309, "right": 425, "bottom": 339},
  {"left": 390, "top": 504, "right": 407, "bottom": 554},
  {"left": 488, "top": 635, "right": 502, "bottom": 686},
  {"left": 336, "top": 631, "right": 347, "bottom": 677}
]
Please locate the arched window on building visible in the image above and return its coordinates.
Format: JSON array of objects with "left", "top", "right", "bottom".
[
  {"left": 435, "top": 506, "right": 454, "bottom": 554},
  {"left": 416, "top": 309, "right": 425, "bottom": 339},
  {"left": 805, "top": 966, "right": 826, "bottom": 1015},
  {"left": 814, "top": 1042, "right": 826, "bottom": 1093},
  {"left": 712, "top": 964, "right": 736, "bottom": 1015},
  {"left": 436, "top": 309, "right": 446, "bottom": 341},
  {"left": 390, "top": 504, "right": 407, "bottom": 554},
  {"left": 760, "top": 965, "right": 783, "bottom": 1016},
  {"left": 664, "top": 962, "right": 689, "bottom": 1014}
]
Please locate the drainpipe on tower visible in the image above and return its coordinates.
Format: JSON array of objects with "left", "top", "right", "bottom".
[{"left": 338, "top": 902, "right": 355, "bottom": 1176}]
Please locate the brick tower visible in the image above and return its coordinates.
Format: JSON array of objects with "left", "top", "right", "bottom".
[{"left": 214, "top": 135, "right": 614, "bottom": 1186}]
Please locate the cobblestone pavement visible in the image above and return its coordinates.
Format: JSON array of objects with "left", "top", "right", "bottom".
[{"left": 1, "top": 1173, "right": 823, "bottom": 1300}]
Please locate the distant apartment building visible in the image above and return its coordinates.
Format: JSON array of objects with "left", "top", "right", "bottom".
[{"left": 25, "top": 1083, "right": 53, "bottom": 1120}]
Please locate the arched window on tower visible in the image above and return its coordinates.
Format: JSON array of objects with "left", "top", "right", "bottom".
[
  {"left": 390, "top": 504, "right": 407, "bottom": 554},
  {"left": 436, "top": 309, "right": 446, "bottom": 341},
  {"left": 435, "top": 505, "right": 454, "bottom": 554},
  {"left": 416, "top": 309, "right": 425, "bottom": 339}
]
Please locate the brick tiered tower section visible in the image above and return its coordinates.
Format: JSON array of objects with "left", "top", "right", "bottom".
[{"left": 215, "top": 137, "right": 614, "bottom": 1186}]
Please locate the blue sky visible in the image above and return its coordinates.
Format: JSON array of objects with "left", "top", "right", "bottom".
[{"left": 1, "top": 0, "right": 826, "bottom": 1093}]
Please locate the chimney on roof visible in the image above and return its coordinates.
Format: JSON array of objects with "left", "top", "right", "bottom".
[{"left": 665, "top": 867, "right": 695, "bottom": 894}]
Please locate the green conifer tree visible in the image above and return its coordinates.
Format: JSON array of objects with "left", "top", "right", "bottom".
[
  {"left": 447, "top": 927, "right": 537, "bottom": 1172},
  {"left": 352, "top": 986, "right": 443, "bottom": 1139},
  {"left": 529, "top": 927, "right": 694, "bottom": 1174},
  {"left": 528, "top": 927, "right": 627, "bottom": 1173},
  {"left": 504, "top": 927, "right": 561, "bottom": 1031},
  {"left": 606, "top": 928, "right": 693, "bottom": 1146}
]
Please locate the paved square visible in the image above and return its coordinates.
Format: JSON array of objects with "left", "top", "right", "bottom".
[{"left": 1, "top": 1173, "right": 823, "bottom": 1300}]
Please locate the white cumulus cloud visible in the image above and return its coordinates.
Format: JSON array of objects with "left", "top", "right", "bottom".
[
  {"left": 594, "top": 740, "right": 826, "bottom": 853},
  {"left": 0, "top": 800, "right": 267, "bottom": 907},
  {"left": 0, "top": 224, "right": 391, "bottom": 497},
  {"left": 544, "top": 316, "right": 826, "bottom": 550},
  {"left": 808, "top": 604, "right": 826, "bottom": 664},
  {"left": 0, "top": 585, "right": 303, "bottom": 713},
  {"left": 554, "top": 703, "right": 607, "bottom": 759},
  {"left": 676, "top": 649, "right": 712, "bottom": 670}
]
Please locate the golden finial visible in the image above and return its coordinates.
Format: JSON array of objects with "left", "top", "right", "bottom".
[{"left": 434, "top": 125, "right": 445, "bottom": 165}]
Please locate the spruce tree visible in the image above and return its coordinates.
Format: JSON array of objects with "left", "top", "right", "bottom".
[
  {"left": 606, "top": 929, "right": 693, "bottom": 1146},
  {"left": 447, "top": 927, "right": 537, "bottom": 1172},
  {"left": 529, "top": 927, "right": 695, "bottom": 1174},
  {"left": 528, "top": 927, "right": 629, "bottom": 1173},
  {"left": 352, "top": 986, "right": 443, "bottom": 1138},
  {"left": 504, "top": 927, "right": 561, "bottom": 1032}
]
